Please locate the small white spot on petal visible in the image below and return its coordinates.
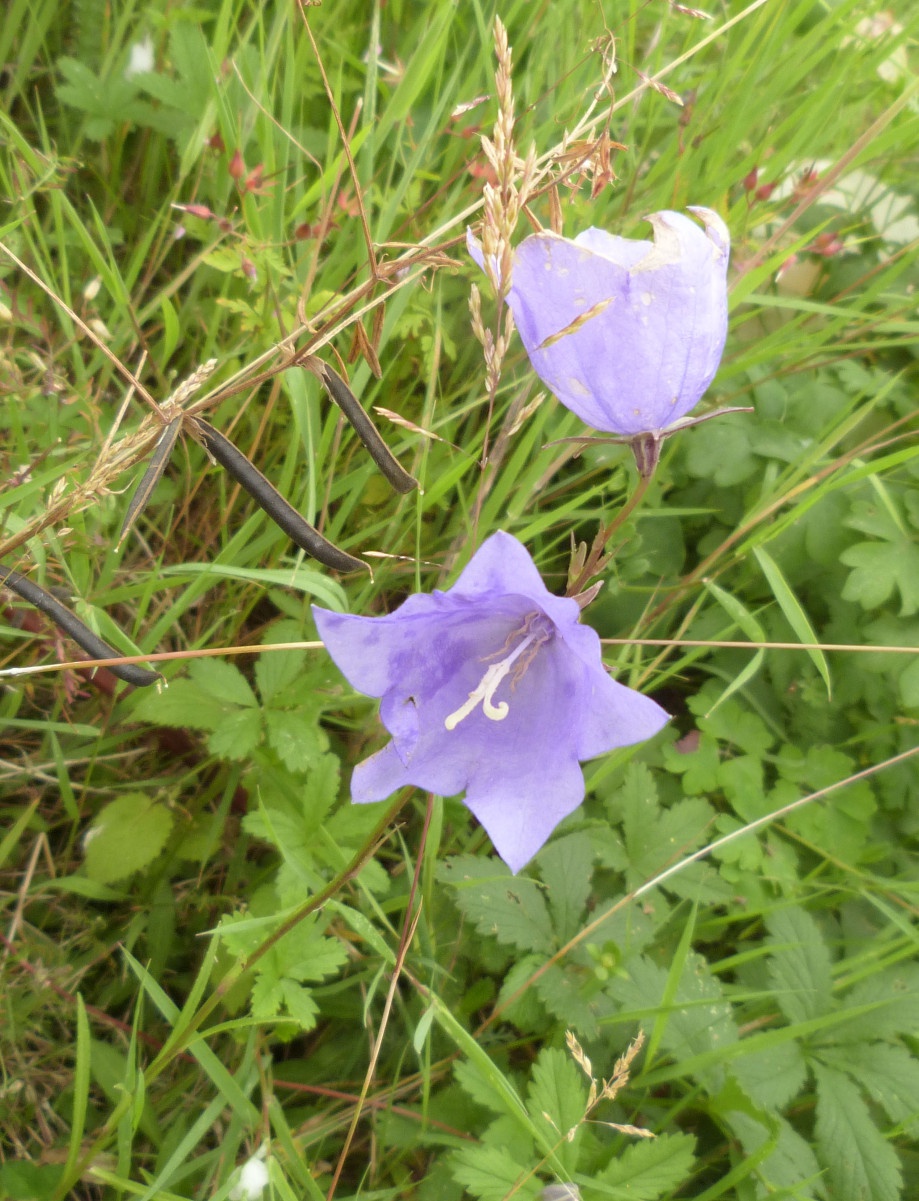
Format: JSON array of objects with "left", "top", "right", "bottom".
[
  {"left": 567, "top": 378, "right": 591, "bottom": 397},
  {"left": 641, "top": 292, "right": 653, "bottom": 306}
]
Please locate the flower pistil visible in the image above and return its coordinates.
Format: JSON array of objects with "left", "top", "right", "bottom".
[{"left": 444, "top": 614, "right": 552, "bottom": 730}]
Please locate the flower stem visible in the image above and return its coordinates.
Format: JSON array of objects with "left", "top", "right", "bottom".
[{"left": 566, "top": 471, "right": 652, "bottom": 597}]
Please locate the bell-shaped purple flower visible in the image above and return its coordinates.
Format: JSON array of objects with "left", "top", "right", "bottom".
[
  {"left": 469, "top": 208, "right": 729, "bottom": 443},
  {"left": 314, "top": 531, "right": 668, "bottom": 873}
]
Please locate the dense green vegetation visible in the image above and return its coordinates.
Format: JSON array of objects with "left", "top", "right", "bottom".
[{"left": 1, "top": 1, "right": 918, "bottom": 1198}]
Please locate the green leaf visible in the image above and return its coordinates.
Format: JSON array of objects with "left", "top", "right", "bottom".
[
  {"left": 702, "top": 581, "right": 767, "bottom": 713},
  {"left": 0, "top": 1162, "right": 63, "bottom": 1200},
  {"left": 264, "top": 708, "right": 327, "bottom": 773},
  {"left": 593, "top": 1131, "right": 696, "bottom": 1200},
  {"left": 766, "top": 907, "right": 834, "bottom": 1024},
  {"left": 725, "top": 1110, "right": 825, "bottom": 1200},
  {"left": 814, "top": 1064, "right": 902, "bottom": 1201},
  {"left": 661, "top": 732, "right": 721, "bottom": 795},
  {"left": 840, "top": 513, "right": 919, "bottom": 616},
  {"left": 731, "top": 1039, "right": 808, "bottom": 1110},
  {"left": 718, "top": 755, "right": 768, "bottom": 820},
  {"left": 83, "top": 794, "right": 174, "bottom": 884},
  {"left": 63, "top": 995, "right": 91, "bottom": 1184},
  {"left": 608, "top": 953, "right": 738, "bottom": 1068},
  {"left": 189, "top": 658, "right": 258, "bottom": 707},
  {"left": 255, "top": 646, "right": 308, "bottom": 704},
  {"left": 55, "top": 57, "right": 148, "bottom": 139},
  {"left": 537, "top": 832, "right": 594, "bottom": 942},
  {"left": 685, "top": 417, "right": 757, "bottom": 486},
  {"left": 453, "top": 1058, "right": 513, "bottom": 1118},
  {"left": 533, "top": 964, "right": 605, "bottom": 1040},
  {"left": 820, "top": 1044, "right": 919, "bottom": 1137},
  {"left": 694, "top": 694, "right": 775, "bottom": 756},
  {"left": 833, "top": 965, "right": 919, "bottom": 1042},
  {"left": 132, "top": 679, "right": 227, "bottom": 732},
  {"left": 159, "top": 561, "right": 348, "bottom": 611},
  {"left": 207, "top": 707, "right": 263, "bottom": 761},
  {"left": 250, "top": 974, "right": 284, "bottom": 1020},
  {"left": 449, "top": 1144, "right": 540, "bottom": 1201},
  {"left": 527, "top": 1049, "right": 587, "bottom": 1173},
  {"left": 623, "top": 788, "right": 715, "bottom": 887},
  {"left": 279, "top": 980, "right": 320, "bottom": 1030},
  {"left": 753, "top": 545, "right": 832, "bottom": 697},
  {"left": 899, "top": 656, "right": 919, "bottom": 708},
  {"left": 496, "top": 953, "right": 550, "bottom": 1032},
  {"left": 438, "top": 857, "right": 554, "bottom": 954}
]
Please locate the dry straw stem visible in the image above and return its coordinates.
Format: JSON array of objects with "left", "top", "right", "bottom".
[{"left": 2, "top": 634, "right": 916, "bottom": 684}]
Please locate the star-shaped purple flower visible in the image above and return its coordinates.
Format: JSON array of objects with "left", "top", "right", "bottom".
[
  {"left": 314, "top": 531, "right": 668, "bottom": 872},
  {"left": 469, "top": 208, "right": 730, "bottom": 470}
]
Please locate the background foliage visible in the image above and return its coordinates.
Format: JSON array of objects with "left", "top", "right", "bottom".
[{"left": 1, "top": 1, "right": 918, "bottom": 1199}]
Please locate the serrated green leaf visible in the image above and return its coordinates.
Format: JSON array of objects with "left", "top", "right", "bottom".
[
  {"left": 694, "top": 694, "right": 775, "bottom": 756},
  {"left": 250, "top": 974, "right": 284, "bottom": 1020},
  {"left": 55, "top": 57, "right": 145, "bottom": 138},
  {"left": 623, "top": 792, "right": 714, "bottom": 886},
  {"left": 834, "top": 965, "right": 919, "bottom": 1042},
  {"left": 285, "top": 934, "right": 348, "bottom": 983},
  {"left": 438, "top": 856, "right": 554, "bottom": 953},
  {"left": 766, "top": 908, "right": 833, "bottom": 1024},
  {"left": 814, "top": 1064, "right": 902, "bottom": 1201},
  {"left": 533, "top": 964, "right": 605, "bottom": 1040},
  {"left": 453, "top": 1058, "right": 512, "bottom": 1118},
  {"left": 661, "top": 733, "right": 721, "bottom": 795},
  {"left": 449, "top": 1144, "right": 540, "bottom": 1201},
  {"left": 685, "top": 418, "right": 756, "bottom": 486},
  {"left": 726, "top": 1110, "right": 825, "bottom": 1200},
  {"left": 255, "top": 648, "right": 308, "bottom": 704},
  {"left": 731, "top": 1039, "right": 808, "bottom": 1109},
  {"left": 717, "top": 755, "right": 768, "bottom": 820},
  {"left": 132, "top": 679, "right": 226, "bottom": 731},
  {"left": 526, "top": 1048, "right": 587, "bottom": 1173},
  {"left": 207, "top": 707, "right": 262, "bottom": 760},
  {"left": 189, "top": 658, "right": 258, "bottom": 707},
  {"left": 841, "top": 539, "right": 919, "bottom": 616},
  {"left": 608, "top": 954, "right": 738, "bottom": 1069},
  {"left": 83, "top": 794, "right": 173, "bottom": 884},
  {"left": 279, "top": 980, "right": 319, "bottom": 1030},
  {"left": 753, "top": 545, "right": 832, "bottom": 697},
  {"left": 820, "top": 1043, "right": 919, "bottom": 1137},
  {"left": 264, "top": 708, "right": 327, "bottom": 773},
  {"left": 537, "top": 833, "right": 594, "bottom": 942},
  {"left": 497, "top": 953, "right": 549, "bottom": 1033},
  {"left": 593, "top": 1131, "right": 696, "bottom": 1199}
]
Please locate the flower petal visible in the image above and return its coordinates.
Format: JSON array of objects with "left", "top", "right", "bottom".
[
  {"left": 501, "top": 210, "right": 729, "bottom": 436},
  {"left": 450, "top": 530, "right": 580, "bottom": 630},
  {"left": 552, "top": 617, "right": 669, "bottom": 755},
  {"left": 464, "top": 751, "right": 586, "bottom": 874},
  {"left": 317, "top": 531, "right": 671, "bottom": 872}
]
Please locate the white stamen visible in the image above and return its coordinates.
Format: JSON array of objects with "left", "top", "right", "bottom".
[{"left": 444, "top": 629, "right": 541, "bottom": 731}]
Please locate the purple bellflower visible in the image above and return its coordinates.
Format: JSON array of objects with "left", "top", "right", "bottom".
[
  {"left": 469, "top": 208, "right": 732, "bottom": 474},
  {"left": 314, "top": 531, "right": 668, "bottom": 873}
]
